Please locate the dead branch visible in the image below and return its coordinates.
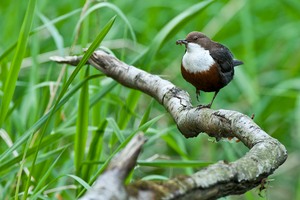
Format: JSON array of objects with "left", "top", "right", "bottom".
[
  {"left": 50, "top": 50, "right": 287, "bottom": 200},
  {"left": 79, "top": 133, "right": 147, "bottom": 200}
]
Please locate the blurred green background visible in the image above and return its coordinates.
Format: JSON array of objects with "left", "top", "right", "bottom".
[{"left": 0, "top": 0, "right": 299, "bottom": 199}]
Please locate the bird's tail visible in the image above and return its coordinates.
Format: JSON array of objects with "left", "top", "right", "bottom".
[{"left": 233, "top": 60, "right": 243, "bottom": 67}]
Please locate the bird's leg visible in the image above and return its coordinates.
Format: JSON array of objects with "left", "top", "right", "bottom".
[
  {"left": 197, "top": 90, "right": 219, "bottom": 109},
  {"left": 196, "top": 89, "right": 200, "bottom": 102},
  {"left": 207, "top": 90, "right": 219, "bottom": 108}
]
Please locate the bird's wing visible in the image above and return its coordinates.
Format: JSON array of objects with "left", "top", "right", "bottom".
[{"left": 209, "top": 44, "right": 234, "bottom": 73}]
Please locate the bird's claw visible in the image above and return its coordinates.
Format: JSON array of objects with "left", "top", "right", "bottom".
[{"left": 197, "top": 104, "right": 212, "bottom": 109}]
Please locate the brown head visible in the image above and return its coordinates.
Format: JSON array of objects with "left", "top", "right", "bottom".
[{"left": 176, "top": 32, "right": 212, "bottom": 49}]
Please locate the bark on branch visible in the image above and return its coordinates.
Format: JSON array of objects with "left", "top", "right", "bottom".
[{"left": 50, "top": 51, "right": 287, "bottom": 200}]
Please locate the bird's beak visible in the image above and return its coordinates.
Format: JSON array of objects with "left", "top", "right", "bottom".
[{"left": 176, "top": 39, "right": 188, "bottom": 46}]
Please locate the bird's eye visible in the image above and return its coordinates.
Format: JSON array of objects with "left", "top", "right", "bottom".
[{"left": 193, "top": 36, "right": 198, "bottom": 40}]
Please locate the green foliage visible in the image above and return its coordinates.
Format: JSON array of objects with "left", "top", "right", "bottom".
[
  {"left": 0, "top": 0, "right": 36, "bottom": 126},
  {"left": 0, "top": 0, "right": 299, "bottom": 199}
]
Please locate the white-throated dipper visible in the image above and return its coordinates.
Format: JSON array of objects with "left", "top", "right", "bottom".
[{"left": 176, "top": 31, "right": 243, "bottom": 108}]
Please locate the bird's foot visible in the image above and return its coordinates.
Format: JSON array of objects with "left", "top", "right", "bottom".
[
  {"left": 197, "top": 103, "right": 212, "bottom": 109},
  {"left": 196, "top": 90, "right": 200, "bottom": 102}
]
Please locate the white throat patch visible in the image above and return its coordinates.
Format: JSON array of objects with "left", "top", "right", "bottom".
[{"left": 182, "top": 43, "right": 215, "bottom": 73}]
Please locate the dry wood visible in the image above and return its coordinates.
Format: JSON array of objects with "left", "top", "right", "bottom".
[{"left": 51, "top": 51, "right": 287, "bottom": 200}]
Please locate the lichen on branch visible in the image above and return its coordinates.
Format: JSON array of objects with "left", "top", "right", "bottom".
[{"left": 50, "top": 51, "right": 287, "bottom": 200}]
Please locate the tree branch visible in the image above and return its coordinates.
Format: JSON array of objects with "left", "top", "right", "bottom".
[
  {"left": 50, "top": 51, "right": 287, "bottom": 199},
  {"left": 79, "top": 133, "right": 147, "bottom": 200}
]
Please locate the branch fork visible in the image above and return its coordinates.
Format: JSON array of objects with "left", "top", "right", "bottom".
[{"left": 50, "top": 50, "right": 287, "bottom": 200}]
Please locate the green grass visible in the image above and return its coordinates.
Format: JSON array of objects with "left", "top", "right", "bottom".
[
  {"left": 0, "top": 0, "right": 299, "bottom": 199},
  {"left": 0, "top": 0, "right": 36, "bottom": 127}
]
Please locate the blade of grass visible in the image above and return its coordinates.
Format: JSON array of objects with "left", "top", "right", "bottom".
[
  {"left": 0, "top": 9, "right": 81, "bottom": 62},
  {"left": 0, "top": 133, "right": 72, "bottom": 173},
  {"left": 75, "top": 67, "right": 90, "bottom": 176},
  {"left": 30, "top": 173, "right": 91, "bottom": 199},
  {"left": 38, "top": 13, "right": 64, "bottom": 56},
  {"left": 77, "top": 114, "right": 165, "bottom": 197},
  {"left": 138, "top": 100, "right": 153, "bottom": 127},
  {"left": 131, "top": 0, "right": 214, "bottom": 66},
  {"left": 0, "top": 0, "right": 36, "bottom": 126},
  {"left": 22, "top": 16, "right": 116, "bottom": 199},
  {"left": 107, "top": 117, "right": 125, "bottom": 142},
  {"left": 57, "top": 81, "right": 117, "bottom": 130},
  {"left": 1, "top": 75, "right": 100, "bottom": 200},
  {"left": 295, "top": 95, "right": 300, "bottom": 142},
  {"left": 202, "top": 0, "right": 246, "bottom": 37},
  {"left": 137, "top": 160, "right": 212, "bottom": 168},
  {"left": 0, "top": 74, "right": 102, "bottom": 163},
  {"left": 118, "top": 90, "right": 141, "bottom": 129},
  {"left": 236, "top": 0, "right": 259, "bottom": 105},
  {"left": 107, "top": 114, "right": 164, "bottom": 171},
  {"left": 32, "top": 148, "right": 67, "bottom": 196},
  {"left": 75, "top": 2, "right": 136, "bottom": 43},
  {"left": 145, "top": 126, "right": 177, "bottom": 146},
  {"left": 82, "top": 121, "right": 107, "bottom": 183},
  {"left": 162, "top": 134, "right": 189, "bottom": 159},
  {"left": 67, "top": 174, "right": 91, "bottom": 190},
  {"left": 56, "top": 16, "right": 116, "bottom": 103},
  {"left": 90, "top": 82, "right": 118, "bottom": 107}
]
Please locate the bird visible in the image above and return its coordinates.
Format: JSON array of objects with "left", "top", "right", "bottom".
[{"left": 176, "top": 31, "right": 243, "bottom": 108}]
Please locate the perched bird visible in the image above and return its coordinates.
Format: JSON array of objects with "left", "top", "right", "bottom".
[{"left": 176, "top": 31, "right": 243, "bottom": 108}]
